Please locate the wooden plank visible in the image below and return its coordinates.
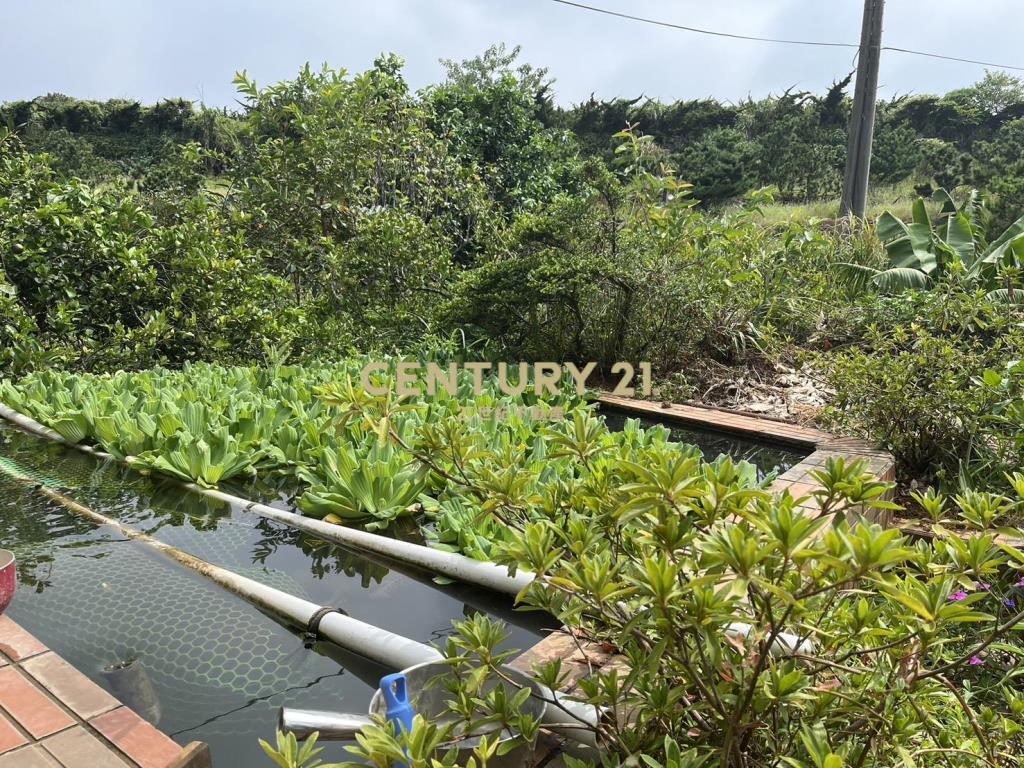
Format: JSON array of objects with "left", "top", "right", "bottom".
[{"left": 596, "top": 394, "right": 830, "bottom": 449}]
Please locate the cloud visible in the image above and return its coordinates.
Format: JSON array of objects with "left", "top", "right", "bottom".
[{"left": 0, "top": 0, "right": 1016, "bottom": 107}]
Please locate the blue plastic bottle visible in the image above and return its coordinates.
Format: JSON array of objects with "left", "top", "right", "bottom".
[{"left": 380, "top": 672, "right": 415, "bottom": 767}]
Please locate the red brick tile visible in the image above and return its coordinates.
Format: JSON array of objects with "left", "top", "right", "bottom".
[
  {"left": 776, "top": 482, "right": 817, "bottom": 500},
  {"left": 0, "top": 711, "right": 27, "bottom": 755},
  {"left": 22, "top": 653, "right": 119, "bottom": 721},
  {"left": 43, "top": 726, "right": 130, "bottom": 768},
  {"left": 0, "top": 744, "right": 61, "bottom": 768},
  {"left": 91, "top": 708, "right": 181, "bottom": 768},
  {"left": 0, "top": 667, "right": 74, "bottom": 739},
  {"left": 0, "top": 617, "right": 47, "bottom": 662}
]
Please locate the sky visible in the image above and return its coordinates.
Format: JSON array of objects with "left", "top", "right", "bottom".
[{"left": 1, "top": 0, "right": 1021, "bottom": 108}]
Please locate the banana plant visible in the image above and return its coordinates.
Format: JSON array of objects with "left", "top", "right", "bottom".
[{"left": 843, "top": 188, "right": 1024, "bottom": 297}]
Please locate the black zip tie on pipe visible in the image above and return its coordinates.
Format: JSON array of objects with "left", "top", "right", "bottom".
[{"left": 303, "top": 606, "right": 345, "bottom": 649}]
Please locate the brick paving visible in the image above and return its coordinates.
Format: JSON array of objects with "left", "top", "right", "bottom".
[{"left": 0, "top": 616, "right": 202, "bottom": 768}]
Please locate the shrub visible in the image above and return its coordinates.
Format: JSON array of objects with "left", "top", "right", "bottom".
[
  {"left": 0, "top": 133, "right": 295, "bottom": 371},
  {"left": 325, "top": 389, "right": 1024, "bottom": 768},
  {"left": 0, "top": 269, "right": 39, "bottom": 376},
  {"left": 818, "top": 323, "right": 1014, "bottom": 483}
]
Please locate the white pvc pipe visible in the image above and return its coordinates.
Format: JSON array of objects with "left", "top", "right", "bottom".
[
  {"left": 0, "top": 403, "right": 534, "bottom": 597},
  {"left": 0, "top": 404, "right": 812, "bottom": 655},
  {"left": 0, "top": 454, "right": 440, "bottom": 670},
  {"left": 0, "top": 455, "right": 602, "bottom": 751}
]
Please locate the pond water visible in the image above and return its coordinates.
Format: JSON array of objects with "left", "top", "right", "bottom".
[
  {"left": 600, "top": 407, "right": 807, "bottom": 477},
  {"left": 0, "top": 423, "right": 548, "bottom": 767},
  {"left": 0, "top": 407, "right": 805, "bottom": 767}
]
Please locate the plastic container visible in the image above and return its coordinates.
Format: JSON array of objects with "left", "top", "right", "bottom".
[{"left": 0, "top": 550, "right": 15, "bottom": 615}]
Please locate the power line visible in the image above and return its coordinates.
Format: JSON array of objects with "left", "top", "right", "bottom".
[
  {"left": 550, "top": 0, "right": 856, "bottom": 49},
  {"left": 549, "top": 0, "right": 1024, "bottom": 73},
  {"left": 882, "top": 46, "right": 1024, "bottom": 72}
]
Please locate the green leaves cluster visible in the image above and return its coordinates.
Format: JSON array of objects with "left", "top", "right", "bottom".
[
  {"left": 0, "top": 133, "right": 295, "bottom": 372},
  {"left": 331, "top": 389, "right": 1024, "bottom": 768},
  {"left": 844, "top": 189, "right": 1024, "bottom": 296}
]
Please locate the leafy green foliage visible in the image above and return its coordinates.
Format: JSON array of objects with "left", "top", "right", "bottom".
[
  {"left": 261, "top": 730, "right": 342, "bottom": 768},
  {"left": 846, "top": 188, "right": 1024, "bottom": 296},
  {"left": 0, "top": 133, "right": 295, "bottom": 370},
  {"left": 818, "top": 318, "right": 1024, "bottom": 485},
  {"left": 226, "top": 59, "right": 491, "bottom": 354},
  {"left": 330, "top": 392, "right": 1024, "bottom": 768}
]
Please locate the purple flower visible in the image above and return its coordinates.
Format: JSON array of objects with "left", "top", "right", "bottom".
[
  {"left": 1016, "top": 577, "right": 1024, "bottom": 588},
  {"left": 969, "top": 655, "right": 985, "bottom": 666},
  {"left": 948, "top": 590, "right": 969, "bottom": 602},
  {"left": 976, "top": 582, "right": 991, "bottom": 591},
  {"left": 1005, "top": 598, "right": 1018, "bottom": 610}
]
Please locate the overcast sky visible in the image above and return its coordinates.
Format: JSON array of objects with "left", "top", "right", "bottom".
[{"left": 2, "top": 0, "right": 1021, "bottom": 107}]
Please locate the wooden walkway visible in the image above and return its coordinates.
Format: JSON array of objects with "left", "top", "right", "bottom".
[{"left": 0, "top": 616, "right": 209, "bottom": 768}]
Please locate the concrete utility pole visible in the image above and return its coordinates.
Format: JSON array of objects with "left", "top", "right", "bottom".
[{"left": 840, "top": 0, "right": 885, "bottom": 219}]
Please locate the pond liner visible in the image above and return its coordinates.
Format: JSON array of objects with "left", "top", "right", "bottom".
[
  {"left": 0, "top": 452, "right": 604, "bottom": 755},
  {"left": 0, "top": 402, "right": 533, "bottom": 597},
  {"left": 0, "top": 452, "right": 441, "bottom": 671}
]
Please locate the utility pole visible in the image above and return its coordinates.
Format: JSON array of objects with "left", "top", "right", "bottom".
[{"left": 840, "top": 0, "right": 885, "bottom": 219}]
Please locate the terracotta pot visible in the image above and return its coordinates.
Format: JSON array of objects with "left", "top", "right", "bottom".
[{"left": 0, "top": 550, "right": 15, "bottom": 615}]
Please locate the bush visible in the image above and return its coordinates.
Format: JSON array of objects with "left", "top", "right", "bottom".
[
  {"left": 819, "top": 321, "right": 1017, "bottom": 484},
  {"left": 0, "top": 270, "right": 39, "bottom": 376},
  {"left": 327, "top": 390, "right": 1024, "bottom": 768},
  {"left": 0, "top": 133, "right": 295, "bottom": 371},
  {"left": 445, "top": 133, "right": 845, "bottom": 374}
]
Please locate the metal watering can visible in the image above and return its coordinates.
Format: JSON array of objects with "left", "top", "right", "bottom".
[
  {"left": 280, "top": 660, "right": 547, "bottom": 768},
  {"left": 0, "top": 550, "right": 15, "bottom": 615}
]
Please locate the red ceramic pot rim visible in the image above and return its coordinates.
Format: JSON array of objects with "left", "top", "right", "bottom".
[{"left": 0, "top": 550, "right": 14, "bottom": 570}]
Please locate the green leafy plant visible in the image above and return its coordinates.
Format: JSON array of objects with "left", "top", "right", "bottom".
[
  {"left": 325, "top": 390, "right": 1024, "bottom": 768},
  {"left": 297, "top": 442, "right": 427, "bottom": 529},
  {"left": 261, "top": 730, "right": 342, "bottom": 768},
  {"left": 844, "top": 188, "right": 1024, "bottom": 296}
]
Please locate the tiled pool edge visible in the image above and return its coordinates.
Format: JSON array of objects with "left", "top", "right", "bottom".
[
  {"left": 0, "top": 616, "right": 210, "bottom": 768},
  {"left": 597, "top": 394, "right": 897, "bottom": 526}
]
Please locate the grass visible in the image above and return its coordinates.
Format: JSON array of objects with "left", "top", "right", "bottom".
[{"left": 752, "top": 182, "right": 939, "bottom": 226}]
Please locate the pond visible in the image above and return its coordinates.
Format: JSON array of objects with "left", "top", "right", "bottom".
[
  {"left": 600, "top": 406, "right": 807, "bottom": 478},
  {"left": 0, "top": 422, "right": 547, "bottom": 767},
  {"left": 0, "top": 404, "right": 807, "bottom": 767}
]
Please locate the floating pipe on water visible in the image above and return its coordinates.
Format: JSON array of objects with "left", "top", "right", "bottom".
[
  {"left": 0, "top": 455, "right": 603, "bottom": 751},
  {"left": 0, "top": 455, "right": 439, "bottom": 670},
  {"left": 0, "top": 403, "right": 533, "bottom": 598}
]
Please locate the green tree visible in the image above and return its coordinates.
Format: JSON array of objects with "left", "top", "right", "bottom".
[{"left": 429, "top": 44, "right": 581, "bottom": 213}]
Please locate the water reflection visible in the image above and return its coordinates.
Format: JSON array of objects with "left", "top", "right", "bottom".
[{"left": 0, "top": 421, "right": 547, "bottom": 767}]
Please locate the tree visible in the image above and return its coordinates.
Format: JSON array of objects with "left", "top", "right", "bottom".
[{"left": 429, "top": 45, "right": 580, "bottom": 213}]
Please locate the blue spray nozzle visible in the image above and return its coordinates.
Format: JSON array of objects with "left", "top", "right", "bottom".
[{"left": 380, "top": 672, "right": 415, "bottom": 736}]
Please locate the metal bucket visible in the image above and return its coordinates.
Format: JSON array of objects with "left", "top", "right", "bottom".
[
  {"left": 0, "top": 550, "right": 15, "bottom": 615},
  {"left": 281, "top": 660, "right": 547, "bottom": 767}
]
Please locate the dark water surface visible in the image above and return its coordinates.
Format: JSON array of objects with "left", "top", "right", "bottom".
[
  {"left": 0, "top": 408, "right": 803, "bottom": 766},
  {"left": 600, "top": 407, "right": 807, "bottom": 477},
  {"left": 0, "top": 423, "right": 548, "bottom": 767}
]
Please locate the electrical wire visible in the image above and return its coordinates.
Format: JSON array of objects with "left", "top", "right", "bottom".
[
  {"left": 549, "top": 0, "right": 1024, "bottom": 73},
  {"left": 550, "top": 0, "right": 856, "bottom": 48}
]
